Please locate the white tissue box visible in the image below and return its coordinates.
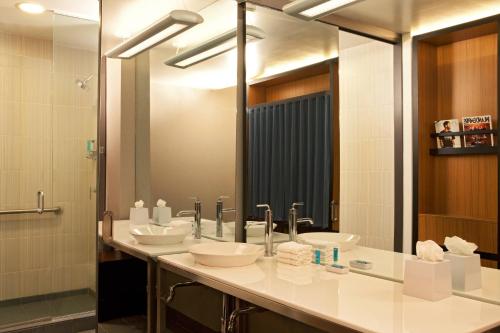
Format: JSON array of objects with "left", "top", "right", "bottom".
[
  {"left": 443, "top": 252, "right": 481, "bottom": 291},
  {"left": 403, "top": 257, "right": 452, "bottom": 301},
  {"left": 130, "top": 207, "right": 149, "bottom": 225},
  {"left": 152, "top": 207, "right": 172, "bottom": 226}
]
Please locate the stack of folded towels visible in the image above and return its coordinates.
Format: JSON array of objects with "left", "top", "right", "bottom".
[{"left": 276, "top": 241, "right": 313, "bottom": 266}]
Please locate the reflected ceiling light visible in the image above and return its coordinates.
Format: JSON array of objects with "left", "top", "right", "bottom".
[
  {"left": 106, "top": 10, "right": 203, "bottom": 59},
  {"left": 283, "top": 0, "right": 364, "bottom": 21},
  {"left": 16, "top": 2, "right": 45, "bottom": 14},
  {"left": 164, "top": 25, "right": 265, "bottom": 69}
]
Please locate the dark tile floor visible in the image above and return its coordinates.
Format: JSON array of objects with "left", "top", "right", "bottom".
[
  {"left": 0, "top": 292, "right": 95, "bottom": 328},
  {"left": 98, "top": 316, "right": 147, "bottom": 333}
]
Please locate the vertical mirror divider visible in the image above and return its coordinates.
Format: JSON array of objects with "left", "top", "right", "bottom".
[
  {"left": 235, "top": 0, "right": 247, "bottom": 243},
  {"left": 497, "top": 18, "right": 500, "bottom": 268},
  {"left": 393, "top": 39, "right": 404, "bottom": 253}
]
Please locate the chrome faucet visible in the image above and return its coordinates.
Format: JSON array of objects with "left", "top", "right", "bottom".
[
  {"left": 288, "top": 202, "right": 314, "bottom": 241},
  {"left": 247, "top": 204, "right": 274, "bottom": 257},
  {"left": 176, "top": 197, "right": 202, "bottom": 239},
  {"left": 216, "top": 196, "right": 236, "bottom": 238}
]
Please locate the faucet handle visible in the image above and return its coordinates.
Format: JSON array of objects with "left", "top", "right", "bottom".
[
  {"left": 189, "top": 196, "right": 201, "bottom": 202},
  {"left": 245, "top": 221, "right": 266, "bottom": 229},
  {"left": 256, "top": 204, "right": 271, "bottom": 211},
  {"left": 217, "top": 195, "right": 229, "bottom": 202},
  {"left": 292, "top": 202, "right": 304, "bottom": 209}
]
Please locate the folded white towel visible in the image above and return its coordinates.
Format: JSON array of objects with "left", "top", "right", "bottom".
[
  {"left": 276, "top": 251, "right": 311, "bottom": 260},
  {"left": 277, "top": 241, "right": 312, "bottom": 255},
  {"left": 277, "top": 256, "right": 311, "bottom": 266}
]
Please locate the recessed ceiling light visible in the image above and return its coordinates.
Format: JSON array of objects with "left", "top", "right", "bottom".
[
  {"left": 283, "top": 0, "right": 364, "bottom": 21},
  {"left": 16, "top": 2, "right": 46, "bottom": 15}
]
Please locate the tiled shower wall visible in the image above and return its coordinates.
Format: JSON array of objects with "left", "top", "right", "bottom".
[
  {"left": 339, "top": 35, "right": 395, "bottom": 250},
  {"left": 0, "top": 30, "right": 97, "bottom": 301}
]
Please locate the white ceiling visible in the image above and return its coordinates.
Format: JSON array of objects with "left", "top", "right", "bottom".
[
  {"left": 0, "top": 0, "right": 99, "bottom": 50},
  {"left": 145, "top": 0, "right": 339, "bottom": 89},
  {"left": 275, "top": 0, "right": 500, "bottom": 36}
]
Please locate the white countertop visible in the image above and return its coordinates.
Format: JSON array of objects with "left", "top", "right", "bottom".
[
  {"left": 99, "top": 219, "right": 290, "bottom": 258},
  {"left": 99, "top": 220, "right": 214, "bottom": 258},
  {"left": 158, "top": 253, "right": 500, "bottom": 333},
  {"left": 336, "top": 246, "right": 500, "bottom": 305}
]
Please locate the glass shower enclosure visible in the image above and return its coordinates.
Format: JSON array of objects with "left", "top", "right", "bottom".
[{"left": 0, "top": 9, "right": 98, "bottom": 332}]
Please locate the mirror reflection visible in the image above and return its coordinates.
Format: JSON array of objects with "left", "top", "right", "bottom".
[{"left": 245, "top": 3, "right": 339, "bottom": 245}]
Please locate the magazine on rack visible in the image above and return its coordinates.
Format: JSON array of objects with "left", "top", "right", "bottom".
[
  {"left": 434, "top": 119, "right": 461, "bottom": 148},
  {"left": 462, "top": 115, "right": 494, "bottom": 147}
]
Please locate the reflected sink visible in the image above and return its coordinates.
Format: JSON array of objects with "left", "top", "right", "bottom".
[
  {"left": 130, "top": 225, "right": 189, "bottom": 245},
  {"left": 297, "top": 232, "right": 360, "bottom": 251},
  {"left": 189, "top": 242, "right": 264, "bottom": 267}
]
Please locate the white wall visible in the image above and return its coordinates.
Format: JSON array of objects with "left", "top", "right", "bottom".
[
  {"left": 339, "top": 32, "right": 395, "bottom": 250},
  {"left": 150, "top": 83, "right": 236, "bottom": 220}
]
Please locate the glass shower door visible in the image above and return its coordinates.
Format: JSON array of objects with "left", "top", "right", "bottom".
[{"left": 0, "top": 10, "right": 98, "bottom": 331}]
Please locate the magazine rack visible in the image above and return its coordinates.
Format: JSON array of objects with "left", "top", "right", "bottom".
[
  {"left": 430, "top": 130, "right": 498, "bottom": 155},
  {"left": 413, "top": 18, "right": 500, "bottom": 269}
]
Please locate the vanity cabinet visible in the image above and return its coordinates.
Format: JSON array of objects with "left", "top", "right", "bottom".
[{"left": 413, "top": 17, "right": 500, "bottom": 268}]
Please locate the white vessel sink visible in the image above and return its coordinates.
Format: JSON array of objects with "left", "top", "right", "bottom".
[
  {"left": 130, "top": 225, "right": 189, "bottom": 245},
  {"left": 225, "top": 221, "right": 277, "bottom": 237},
  {"left": 297, "top": 232, "right": 360, "bottom": 251},
  {"left": 189, "top": 242, "right": 264, "bottom": 267}
]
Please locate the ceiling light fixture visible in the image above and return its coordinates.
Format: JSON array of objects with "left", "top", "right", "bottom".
[
  {"left": 164, "top": 25, "right": 265, "bottom": 69},
  {"left": 16, "top": 2, "right": 45, "bottom": 14},
  {"left": 283, "top": 0, "right": 364, "bottom": 21},
  {"left": 106, "top": 10, "right": 203, "bottom": 59}
]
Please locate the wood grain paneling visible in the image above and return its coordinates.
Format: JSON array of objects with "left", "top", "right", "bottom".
[
  {"left": 417, "top": 42, "right": 438, "bottom": 217},
  {"left": 419, "top": 214, "right": 497, "bottom": 254},
  {"left": 418, "top": 32, "right": 498, "bottom": 256},
  {"left": 248, "top": 73, "right": 330, "bottom": 107},
  {"left": 265, "top": 73, "right": 330, "bottom": 103},
  {"left": 248, "top": 85, "right": 266, "bottom": 107}
]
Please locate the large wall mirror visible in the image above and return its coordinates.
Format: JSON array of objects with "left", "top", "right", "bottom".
[
  {"left": 244, "top": 3, "right": 339, "bottom": 243},
  {"left": 241, "top": 3, "right": 398, "bottom": 253},
  {"left": 148, "top": 0, "right": 237, "bottom": 239}
]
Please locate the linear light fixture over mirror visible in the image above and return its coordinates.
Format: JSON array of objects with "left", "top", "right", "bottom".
[
  {"left": 164, "top": 25, "right": 265, "bottom": 69},
  {"left": 106, "top": 10, "right": 203, "bottom": 59},
  {"left": 283, "top": 0, "right": 364, "bottom": 21}
]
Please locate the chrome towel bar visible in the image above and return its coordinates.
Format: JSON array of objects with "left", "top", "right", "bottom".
[
  {"left": 0, "top": 207, "right": 61, "bottom": 215},
  {"left": 0, "top": 190, "right": 61, "bottom": 216}
]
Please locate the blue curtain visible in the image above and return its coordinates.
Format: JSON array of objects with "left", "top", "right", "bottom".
[{"left": 247, "top": 92, "right": 332, "bottom": 228}]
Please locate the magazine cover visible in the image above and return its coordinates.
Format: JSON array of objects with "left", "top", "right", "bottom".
[
  {"left": 462, "top": 115, "right": 494, "bottom": 147},
  {"left": 434, "top": 119, "right": 461, "bottom": 148}
]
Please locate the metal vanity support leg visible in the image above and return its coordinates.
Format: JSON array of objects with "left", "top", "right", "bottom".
[
  {"left": 160, "top": 281, "right": 201, "bottom": 304},
  {"left": 227, "top": 305, "right": 262, "bottom": 333},
  {"left": 221, "top": 293, "right": 236, "bottom": 333},
  {"left": 147, "top": 258, "right": 157, "bottom": 333},
  {"left": 156, "top": 265, "right": 166, "bottom": 333}
]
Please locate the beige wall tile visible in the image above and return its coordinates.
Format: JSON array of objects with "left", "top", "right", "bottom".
[
  {"left": 0, "top": 32, "right": 97, "bottom": 301},
  {"left": 339, "top": 34, "right": 395, "bottom": 251}
]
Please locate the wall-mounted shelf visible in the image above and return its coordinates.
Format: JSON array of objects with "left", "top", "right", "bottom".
[
  {"left": 430, "top": 146, "right": 498, "bottom": 156},
  {"left": 430, "top": 129, "right": 497, "bottom": 137}
]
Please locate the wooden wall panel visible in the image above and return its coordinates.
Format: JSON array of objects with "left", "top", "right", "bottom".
[
  {"left": 265, "top": 73, "right": 330, "bottom": 103},
  {"left": 432, "top": 34, "right": 498, "bottom": 220},
  {"left": 419, "top": 214, "right": 497, "bottom": 254},
  {"left": 418, "top": 33, "right": 498, "bottom": 256},
  {"left": 248, "top": 85, "right": 266, "bottom": 107},
  {"left": 417, "top": 42, "right": 438, "bottom": 216}
]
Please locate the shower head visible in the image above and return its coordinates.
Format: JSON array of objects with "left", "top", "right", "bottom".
[{"left": 76, "top": 74, "right": 94, "bottom": 90}]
